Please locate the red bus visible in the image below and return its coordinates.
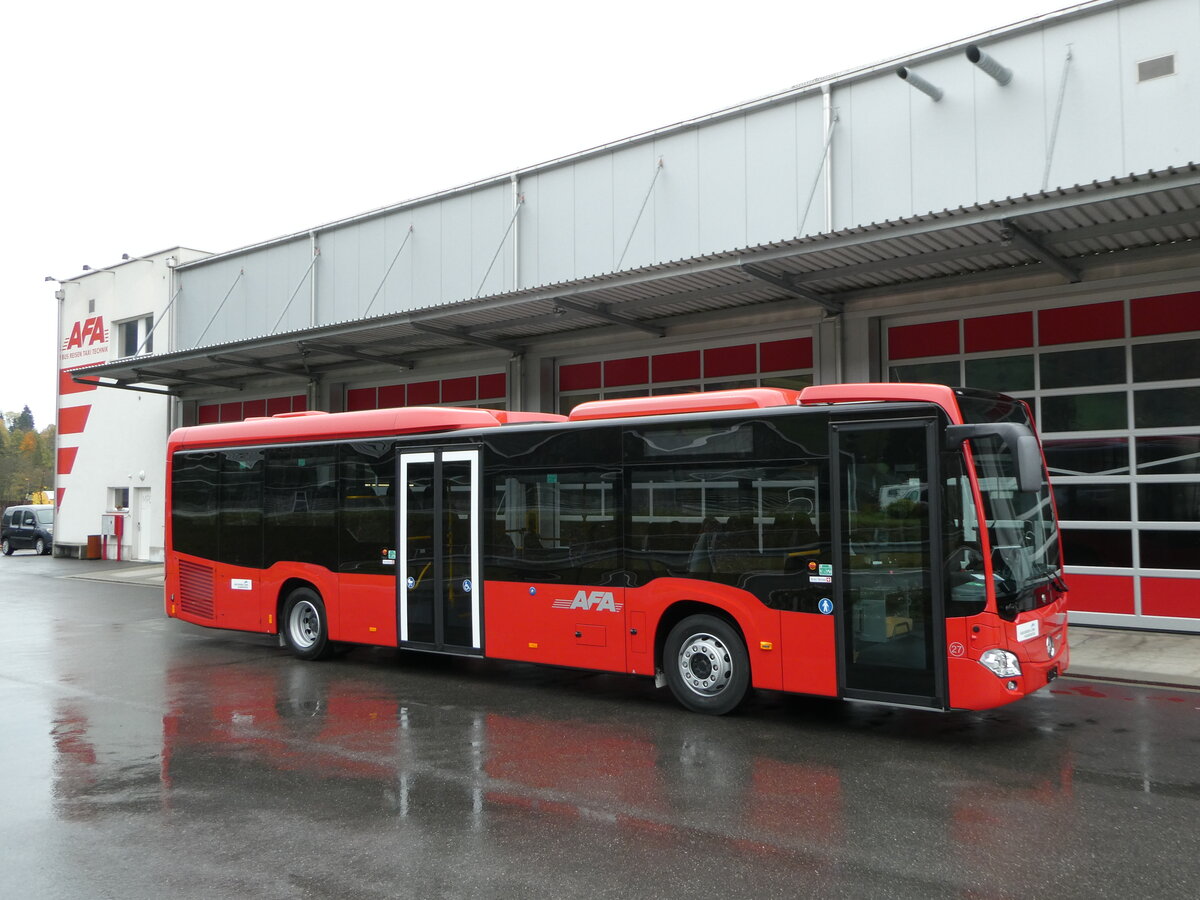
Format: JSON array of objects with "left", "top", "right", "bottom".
[{"left": 165, "top": 383, "right": 1069, "bottom": 714}]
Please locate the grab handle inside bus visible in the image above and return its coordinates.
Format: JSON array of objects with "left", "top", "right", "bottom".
[{"left": 944, "top": 423, "right": 1044, "bottom": 493}]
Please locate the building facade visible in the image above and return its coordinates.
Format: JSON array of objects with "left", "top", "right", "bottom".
[
  {"left": 74, "top": 0, "right": 1200, "bottom": 630},
  {"left": 54, "top": 249, "right": 208, "bottom": 561}
]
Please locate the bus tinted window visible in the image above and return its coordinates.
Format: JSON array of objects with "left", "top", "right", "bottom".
[
  {"left": 220, "top": 449, "right": 264, "bottom": 568},
  {"left": 340, "top": 442, "right": 396, "bottom": 574},
  {"left": 483, "top": 425, "right": 620, "bottom": 470},
  {"left": 955, "top": 390, "right": 1029, "bottom": 427},
  {"left": 485, "top": 468, "right": 622, "bottom": 585},
  {"left": 172, "top": 452, "right": 219, "bottom": 560},
  {"left": 629, "top": 462, "right": 829, "bottom": 611},
  {"left": 265, "top": 446, "right": 338, "bottom": 571},
  {"left": 624, "top": 415, "right": 828, "bottom": 465}
]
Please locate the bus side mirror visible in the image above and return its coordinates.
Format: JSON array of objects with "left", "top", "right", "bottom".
[
  {"left": 1015, "top": 434, "right": 1044, "bottom": 494},
  {"left": 945, "top": 423, "right": 1045, "bottom": 494}
]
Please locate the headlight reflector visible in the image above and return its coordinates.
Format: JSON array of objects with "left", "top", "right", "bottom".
[{"left": 979, "top": 648, "right": 1022, "bottom": 678}]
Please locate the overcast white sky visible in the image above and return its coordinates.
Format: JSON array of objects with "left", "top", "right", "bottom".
[{"left": 1, "top": 0, "right": 1080, "bottom": 430}]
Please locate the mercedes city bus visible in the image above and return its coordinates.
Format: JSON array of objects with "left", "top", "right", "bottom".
[{"left": 165, "top": 384, "right": 1068, "bottom": 714}]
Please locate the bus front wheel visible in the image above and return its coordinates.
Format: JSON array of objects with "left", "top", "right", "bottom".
[
  {"left": 282, "top": 588, "right": 333, "bottom": 661},
  {"left": 664, "top": 614, "right": 750, "bottom": 715}
]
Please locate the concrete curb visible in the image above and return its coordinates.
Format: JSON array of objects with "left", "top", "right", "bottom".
[
  {"left": 1060, "top": 628, "right": 1200, "bottom": 691},
  {"left": 1065, "top": 625, "right": 1200, "bottom": 690}
]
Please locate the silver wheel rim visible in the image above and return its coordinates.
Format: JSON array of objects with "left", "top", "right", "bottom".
[
  {"left": 288, "top": 600, "right": 321, "bottom": 650},
  {"left": 678, "top": 632, "right": 734, "bottom": 697}
]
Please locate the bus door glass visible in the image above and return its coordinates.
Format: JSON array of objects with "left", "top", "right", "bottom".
[
  {"left": 833, "top": 418, "right": 946, "bottom": 708},
  {"left": 398, "top": 449, "right": 481, "bottom": 652}
]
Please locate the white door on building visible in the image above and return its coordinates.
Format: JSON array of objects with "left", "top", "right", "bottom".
[{"left": 135, "top": 487, "right": 152, "bottom": 561}]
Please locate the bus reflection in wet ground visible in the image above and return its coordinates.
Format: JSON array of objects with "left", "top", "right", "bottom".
[{"left": 110, "top": 649, "right": 1198, "bottom": 897}]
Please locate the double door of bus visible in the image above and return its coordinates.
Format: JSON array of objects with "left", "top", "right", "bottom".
[
  {"left": 398, "top": 448, "right": 482, "bottom": 654},
  {"left": 832, "top": 417, "right": 948, "bottom": 709}
]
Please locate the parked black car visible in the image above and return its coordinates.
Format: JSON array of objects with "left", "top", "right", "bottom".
[{"left": 1, "top": 504, "right": 54, "bottom": 555}]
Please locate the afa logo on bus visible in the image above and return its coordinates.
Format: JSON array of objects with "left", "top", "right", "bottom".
[{"left": 552, "top": 590, "right": 623, "bottom": 613}]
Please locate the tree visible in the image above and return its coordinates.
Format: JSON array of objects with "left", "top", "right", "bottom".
[
  {"left": 9, "top": 406, "right": 35, "bottom": 432},
  {"left": 0, "top": 419, "right": 13, "bottom": 500},
  {"left": 0, "top": 415, "right": 54, "bottom": 500}
]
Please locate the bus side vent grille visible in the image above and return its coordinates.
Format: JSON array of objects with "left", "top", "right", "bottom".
[{"left": 179, "top": 559, "right": 215, "bottom": 619}]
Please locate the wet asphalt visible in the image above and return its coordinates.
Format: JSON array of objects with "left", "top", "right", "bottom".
[{"left": 2, "top": 553, "right": 1198, "bottom": 899}]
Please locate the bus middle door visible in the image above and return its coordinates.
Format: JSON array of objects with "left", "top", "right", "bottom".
[{"left": 398, "top": 448, "right": 482, "bottom": 654}]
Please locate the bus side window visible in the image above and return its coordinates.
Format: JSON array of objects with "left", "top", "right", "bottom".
[
  {"left": 629, "top": 462, "right": 828, "bottom": 596},
  {"left": 265, "top": 447, "right": 338, "bottom": 571},
  {"left": 483, "top": 469, "right": 621, "bottom": 584},
  {"left": 172, "top": 452, "right": 219, "bottom": 560},
  {"left": 219, "top": 448, "right": 264, "bottom": 568},
  {"left": 339, "top": 443, "right": 396, "bottom": 574}
]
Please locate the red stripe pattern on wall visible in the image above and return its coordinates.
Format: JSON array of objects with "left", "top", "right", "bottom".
[
  {"left": 59, "top": 368, "right": 98, "bottom": 395},
  {"left": 1038, "top": 300, "right": 1124, "bottom": 345},
  {"left": 893, "top": 294, "right": 1198, "bottom": 361},
  {"left": 888, "top": 321, "right": 960, "bottom": 361},
  {"left": 342, "top": 374, "right": 508, "bottom": 414},
  {"left": 963, "top": 312, "right": 1033, "bottom": 353},
  {"left": 57, "top": 447, "right": 80, "bottom": 476},
  {"left": 563, "top": 338, "right": 813, "bottom": 393},
  {"left": 58, "top": 405, "right": 91, "bottom": 435},
  {"left": 1131, "top": 290, "right": 1200, "bottom": 337},
  {"left": 198, "top": 394, "right": 306, "bottom": 426}
]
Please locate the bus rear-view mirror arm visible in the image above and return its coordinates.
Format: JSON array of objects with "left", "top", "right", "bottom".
[{"left": 944, "top": 423, "right": 1044, "bottom": 493}]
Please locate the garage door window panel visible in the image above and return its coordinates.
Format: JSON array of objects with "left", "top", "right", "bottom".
[
  {"left": 1136, "top": 436, "right": 1200, "bottom": 473},
  {"left": 1044, "top": 438, "right": 1130, "bottom": 476},
  {"left": 1055, "top": 483, "right": 1131, "bottom": 521},
  {"left": 889, "top": 361, "right": 959, "bottom": 385},
  {"left": 966, "top": 355, "right": 1034, "bottom": 392},
  {"left": 1041, "top": 393, "right": 1127, "bottom": 432},
  {"left": 1132, "top": 339, "right": 1200, "bottom": 382},
  {"left": 1040, "top": 347, "right": 1125, "bottom": 389},
  {"left": 1139, "top": 530, "right": 1200, "bottom": 570},
  {"left": 1135, "top": 387, "right": 1200, "bottom": 429}
]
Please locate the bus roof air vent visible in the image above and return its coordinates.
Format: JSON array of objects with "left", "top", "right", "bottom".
[
  {"left": 568, "top": 388, "right": 802, "bottom": 421},
  {"left": 799, "top": 383, "right": 961, "bottom": 421}
]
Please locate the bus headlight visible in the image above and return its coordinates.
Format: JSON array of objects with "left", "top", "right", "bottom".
[{"left": 979, "top": 649, "right": 1022, "bottom": 678}]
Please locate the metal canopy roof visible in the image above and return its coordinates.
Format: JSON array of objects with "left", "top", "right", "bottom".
[{"left": 73, "top": 163, "right": 1200, "bottom": 399}]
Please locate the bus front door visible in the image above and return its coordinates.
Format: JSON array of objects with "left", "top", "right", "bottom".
[
  {"left": 398, "top": 449, "right": 482, "bottom": 653},
  {"left": 832, "top": 418, "right": 947, "bottom": 709}
]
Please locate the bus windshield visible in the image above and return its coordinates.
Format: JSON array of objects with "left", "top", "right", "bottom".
[{"left": 957, "top": 392, "right": 1063, "bottom": 619}]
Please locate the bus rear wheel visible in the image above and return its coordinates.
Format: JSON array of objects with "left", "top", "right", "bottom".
[
  {"left": 664, "top": 614, "right": 750, "bottom": 715},
  {"left": 282, "top": 588, "right": 333, "bottom": 661}
]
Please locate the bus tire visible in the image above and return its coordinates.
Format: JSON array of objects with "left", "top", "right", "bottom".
[
  {"left": 282, "top": 587, "right": 333, "bottom": 661},
  {"left": 664, "top": 614, "right": 750, "bottom": 715}
]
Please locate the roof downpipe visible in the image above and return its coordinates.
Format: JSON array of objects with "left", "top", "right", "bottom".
[
  {"left": 896, "top": 66, "right": 943, "bottom": 101},
  {"left": 965, "top": 44, "right": 1012, "bottom": 86}
]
